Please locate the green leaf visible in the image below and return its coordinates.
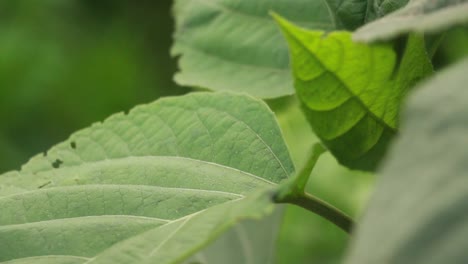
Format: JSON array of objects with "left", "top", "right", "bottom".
[
  {"left": 0, "top": 92, "right": 294, "bottom": 263},
  {"left": 354, "top": 0, "right": 468, "bottom": 42},
  {"left": 171, "top": 0, "right": 335, "bottom": 98},
  {"left": 325, "top": 0, "right": 409, "bottom": 30},
  {"left": 87, "top": 189, "right": 276, "bottom": 264},
  {"left": 345, "top": 58, "right": 468, "bottom": 263},
  {"left": 176, "top": 208, "right": 283, "bottom": 264},
  {"left": 171, "top": 0, "right": 413, "bottom": 98},
  {"left": 273, "top": 14, "right": 432, "bottom": 171}
]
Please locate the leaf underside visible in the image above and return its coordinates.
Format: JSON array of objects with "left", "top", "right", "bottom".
[
  {"left": 274, "top": 15, "right": 432, "bottom": 171},
  {"left": 184, "top": 207, "right": 284, "bottom": 264},
  {"left": 346, "top": 58, "right": 468, "bottom": 264},
  {"left": 0, "top": 92, "right": 294, "bottom": 264},
  {"left": 171, "top": 0, "right": 337, "bottom": 98},
  {"left": 354, "top": 0, "right": 468, "bottom": 42}
]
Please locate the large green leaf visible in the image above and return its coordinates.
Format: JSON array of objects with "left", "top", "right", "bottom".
[
  {"left": 345, "top": 58, "right": 468, "bottom": 263},
  {"left": 171, "top": 0, "right": 335, "bottom": 98},
  {"left": 0, "top": 92, "right": 294, "bottom": 263},
  {"left": 274, "top": 15, "right": 432, "bottom": 171},
  {"left": 354, "top": 0, "right": 468, "bottom": 42}
]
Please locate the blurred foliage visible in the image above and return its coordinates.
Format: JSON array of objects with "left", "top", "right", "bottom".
[
  {"left": 433, "top": 26, "right": 468, "bottom": 69},
  {"left": 0, "top": 1, "right": 466, "bottom": 263},
  {"left": 0, "top": 0, "right": 187, "bottom": 171}
]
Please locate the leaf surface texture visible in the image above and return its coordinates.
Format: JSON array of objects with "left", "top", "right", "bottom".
[
  {"left": 172, "top": 0, "right": 339, "bottom": 98},
  {"left": 346, "top": 58, "right": 468, "bottom": 263},
  {"left": 274, "top": 15, "right": 432, "bottom": 170},
  {"left": 0, "top": 92, "right": 294, "bottom": 264}
]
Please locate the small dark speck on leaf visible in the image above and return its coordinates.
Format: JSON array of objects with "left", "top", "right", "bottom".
[
  {"left": 52, "top": 159, "right": 63, "bottom": 169},
  {"left": 70, "top": 141, "right": 77, "bottom": 149},
  {"left": 38, "top": 181, "right": 51, "bottom": 189},
  {"left": 43, "top": 151, "right": 47, "bottom": 157}
]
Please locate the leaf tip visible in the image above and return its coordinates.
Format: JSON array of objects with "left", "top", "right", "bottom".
[{"left": 269, "top": 11, "right": 291, "bottom": 32}]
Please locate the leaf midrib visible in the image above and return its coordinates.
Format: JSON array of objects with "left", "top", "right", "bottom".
[
  {"left": 174, "top": 40, "right": 291, "bottom": 73},
  {"left": 0, "top": 215, "right": 170, "bottom": 230},
  {"left": 283, "top": 27, "right": 398, "bottom": 134},
  {"left": 22, "top": 156, "right": 278, "bottom": 186},
  {"left": 0, "top": 184, "right": 245, "bottom": 201},
  {"left": 0, "top": 255, "right": 91, "bottom": 264}
]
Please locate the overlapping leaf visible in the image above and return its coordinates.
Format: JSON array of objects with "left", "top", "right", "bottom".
[
  {"left": 274, "top": 15, "right": 432, "bottom": 171},
  {"left": 185, "top": 208, "right": 283, "bottom": 264},
  {"left": 346, "top": 58, "right": 468, "bottom": 264},
  {"left": 171, "top": 0, "right": 336, "bottom": 98},
  {"left": 0, "top": 92, "right": 294, "bottom": 264},
  {"left": 325, "top": 0, "right": 409, "bottom": 30},
  {"left": 354, "top": 0, "right": 468, "bottom": 42},
  {"left": 171, "top": 0, "right": 415, "bottom": 98}
]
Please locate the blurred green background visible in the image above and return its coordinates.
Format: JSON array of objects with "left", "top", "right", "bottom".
[
  {"left": 0, "top": 0, "right": 188, "bottom": 172},
  {"left": 1, "top": 1, "right": 466, "bottom": 263}
]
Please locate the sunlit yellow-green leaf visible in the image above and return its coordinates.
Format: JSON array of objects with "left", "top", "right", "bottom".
[{"left": 274, "top": 14, "right": 432, "bottom": 171}]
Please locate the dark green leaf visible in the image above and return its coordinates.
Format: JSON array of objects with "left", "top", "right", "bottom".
[{"left": 325, "top": 0, "right": 409, "bottom": 30}]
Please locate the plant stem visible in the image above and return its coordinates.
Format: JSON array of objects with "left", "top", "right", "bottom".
[
  {"left": 274, "top": 143, "right": 354, "bottom": 233},
  {"left": 277, "top": 192, "right": 354, "bottom": 233},
  {"left": 293, "top": 143, "right": 326, "bottom": 194}
]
